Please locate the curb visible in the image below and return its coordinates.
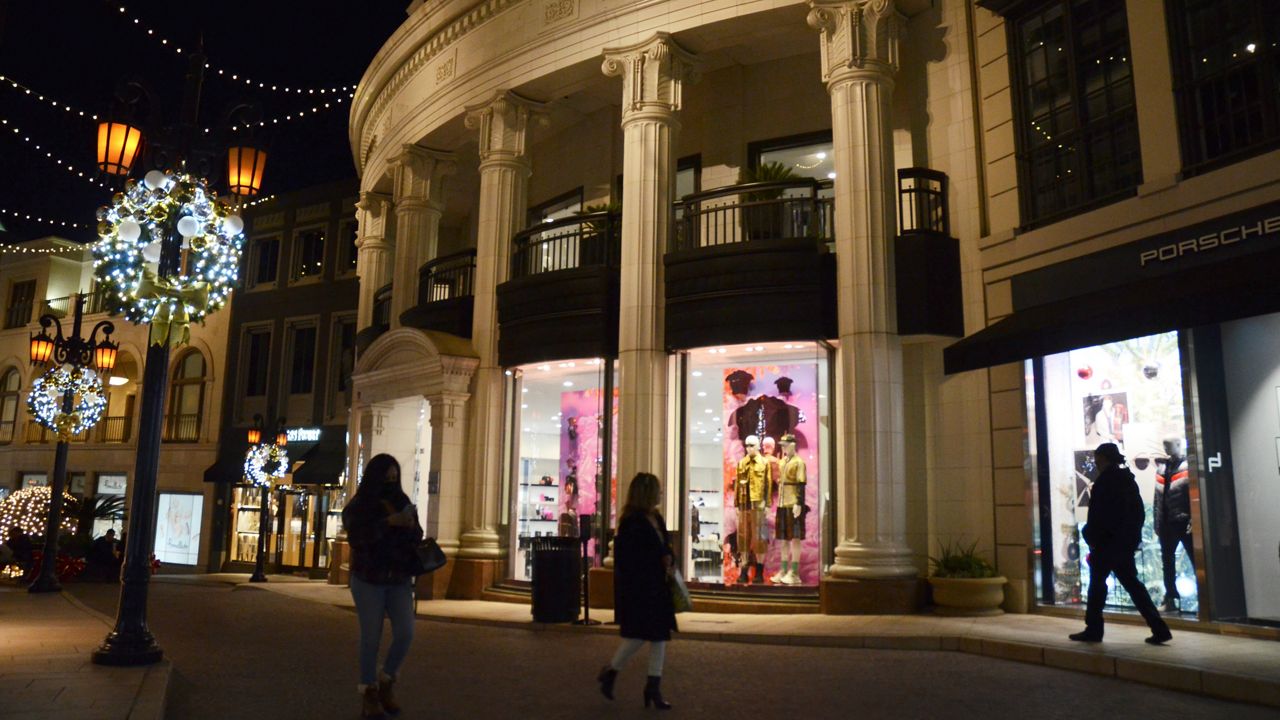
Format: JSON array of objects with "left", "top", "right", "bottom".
[{"left": 60, "top": 591, "right": 172, "bottom": 720}]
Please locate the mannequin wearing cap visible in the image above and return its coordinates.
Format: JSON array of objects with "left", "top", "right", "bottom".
[
  {"left": 1154, "top": 437, "right": 1194, "bottom": 612},
  {"left": 769, "top": 434, "right": 806, "bottom": 585},
  {"left": 733, "top": 435, "right": 772, "bottom": 585}
]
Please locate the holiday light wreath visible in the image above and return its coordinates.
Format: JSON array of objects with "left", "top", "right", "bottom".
[
  {"left": 93, "top": 170, "right": 246, "bottom": 346},
  {"left": 243, "top": 443, "right": 290, "bottom": 487},
  {"left": 27, "top": 365, "right": 106, "bottom": 440}
]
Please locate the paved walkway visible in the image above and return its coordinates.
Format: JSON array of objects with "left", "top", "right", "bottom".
[
  {"left": 195, "top": 573, "right": 1280, "bottom": 710},
  {"left": 0, "top": 585, "right": 169, "bottom": 720}
]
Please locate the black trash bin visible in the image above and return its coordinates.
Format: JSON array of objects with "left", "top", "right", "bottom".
[{"left": 530, "top": 536, "right": 581, "bottom": 623}]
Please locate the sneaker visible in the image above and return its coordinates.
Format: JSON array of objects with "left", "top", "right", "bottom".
[
  {"left": 1145, "top": 629, "right": 1173, "bottom": 645},
  {"left": 1069, "top": 631, "right": 1103, "bottom": 643}
]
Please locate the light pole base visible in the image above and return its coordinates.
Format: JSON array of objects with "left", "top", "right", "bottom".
[
  {"left": 92, "top": 632, "right": 163, "bottom": 666},
  {"left": 248, "top": 573, "right": 268, "bottom": 583},
  {"left": 27, "top": 576, "right": 63, "bottom": 594}
]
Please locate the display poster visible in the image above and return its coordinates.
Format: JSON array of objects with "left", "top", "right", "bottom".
[
  {"left": 97, "top": 474, "right": 127, "bottom": 495},
  {"left": 154, "top": 493, "right": 203, "bottom": 566},
  {"left": 719, "top": 363, "right": 820, "bottom": 585},
  {"left": 559, "top": 387, "right": 617, "bottom": 564}
]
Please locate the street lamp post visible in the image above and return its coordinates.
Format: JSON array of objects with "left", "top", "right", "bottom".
[
  {"left": 26, "top": 294, "right": 117, "bottom": 594},
  {"left": 91, "top": 51, "right": 267, "bottom": 667},
  {"left": 247, "top": 415, "right": 287, "bottom": 583}
]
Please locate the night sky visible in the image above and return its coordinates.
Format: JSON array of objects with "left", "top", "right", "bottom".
[{"left": 0, "top": 0, "right": 406, "bottom": 244}]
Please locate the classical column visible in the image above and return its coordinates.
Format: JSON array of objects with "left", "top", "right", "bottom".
[
  {"left": 457, "top": 90, "right": 547, "bottom": 561},
  {"left": 354, "top": 191, "right": 393, "bottom": 331},
  {"left": 808, "top": 0, "right": 918, "bottom": 584},
  {"left": 602, "top": 33, "right": 699, "bottom": 506},
  {"left": 389, "top": 145, "right": 456, "bottom": 326},
  {"left": 425, "top": 390, "right": 470, "bottom": 557}
]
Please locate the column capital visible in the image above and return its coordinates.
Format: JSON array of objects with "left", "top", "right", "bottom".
[
  {"left": 355, "top": 191, "right": 392, "bottom": 248},
  {"left": 389, "top": 144, "right": 457, "bottom": 211},
  {"left": 806, "top": 0, "right": 903, "bottom": 82},
  {"left": 602, "top": 32, "right": 700, "bottom": 123},
  {"left": 426, "top": 390, "right": 470, "bottom": 430},
  {"left": 464, "top": 90, "right": 549, "bottom": 164}
]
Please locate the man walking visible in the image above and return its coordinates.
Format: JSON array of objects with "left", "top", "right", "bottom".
[{"left": 1070, "top": 443, "right": 1172, "bottom": 645}]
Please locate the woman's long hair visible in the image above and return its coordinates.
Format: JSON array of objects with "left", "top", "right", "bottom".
[
  {"left": 349, "top": 453, "right": 408, "bottom": 511},
  {"left": 621, "top": 472, "right": 661, "bottom": 519}
]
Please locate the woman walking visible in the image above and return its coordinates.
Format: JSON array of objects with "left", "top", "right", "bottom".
[
  {"left": 597, "top": 472, "right": 676, "bottom": 710},
  {"left": 343, "top": 454, "right": 422, "bottom": 718}
]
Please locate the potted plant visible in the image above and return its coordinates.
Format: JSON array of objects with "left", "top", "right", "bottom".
[
  {"left": 927, "top": 540, "right": 1007, "bottom": 616},
  {"left": 575, "top": 201, "right": 621, "bottom": 265},
  {"left": 737, "top": 161, "right": 798, "bottom": 240}
]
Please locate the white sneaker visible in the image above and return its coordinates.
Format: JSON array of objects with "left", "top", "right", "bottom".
[
  {"left": 782, "top": 570, "right": 801, "bottom": 585},
  {"left": 769, "top": 571, "right": 784, "bottom": 584}
]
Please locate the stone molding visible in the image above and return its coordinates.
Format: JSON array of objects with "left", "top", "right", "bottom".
[
  {"left": 601, "top": 32, "right": 700, "bottom": 122},
  {"left": 463, "top": 89, "right": 549, "bottom": 163},
  {"left": 352, "top": 327, "right": 479, "bottom": 404},
  {"left": 806, "top": 0, "right": 903, "bottom": 82},
  {"left": 354, "top": 191, "right": 393, "bottom": 249},
  {"left": 389, "top": 144, "right": 458, "bottom": 210}
]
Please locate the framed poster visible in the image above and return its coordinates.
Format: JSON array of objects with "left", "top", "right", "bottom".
[
  {"left": 97, "top": 474, "right": 127, "bottom": 495},
  {"left": 153, "top": 493, "right": 204, "bottom": 566}
]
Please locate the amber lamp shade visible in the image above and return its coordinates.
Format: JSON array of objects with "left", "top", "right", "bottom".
[
  {"left": 96, "top": 122, "right": 143, "bottom": 177},
  {"left": 247, "top": 428, "right": 262, "bottom": 445},
  {"left": 29, "top": 331, "right": 55, "bottom": 365},
  {"left": 275, "top": 432, "right": 288, "bottom": 447},
  {"left": 226, "top": 146, "right": 267, "bottom": 198},
  {"left": 93, "top": 340, "right": 119, "bottom": 373}
]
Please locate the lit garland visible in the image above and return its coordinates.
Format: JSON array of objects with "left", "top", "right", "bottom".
[
  {"left": 0, "top": 74, "right": 101, "bottom": 121},
  {"left": 0, "top": 486, "right": 79, "bottom": 542},
  {"left": 92, "top": 170, "right": 245, "bottom": 346},
  {"left": 0, "top": 208, "right": 88, "bottom": 231},
  {"left": 0, "top": 118, "right": 111, "bottom": 188},
  {"left": 216, "top": 93, "right": 353, "bottom": 134},
  {"left": 244, "top": 443, "right": 289, "bottom": 487},
  {"left": 27, "top": 365, "right": 107, "bottom": 440}
]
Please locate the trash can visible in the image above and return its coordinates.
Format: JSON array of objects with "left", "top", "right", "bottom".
[{"left": 530, "top": 536, "right": 581, "bottom": 623}]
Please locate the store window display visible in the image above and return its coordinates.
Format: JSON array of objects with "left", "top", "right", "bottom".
[
  {"left": 509, "top": 359, "right": 617, "bottom": 581},
  {"left": 683, "top": 344, "right": 829, "bottom": 589}
]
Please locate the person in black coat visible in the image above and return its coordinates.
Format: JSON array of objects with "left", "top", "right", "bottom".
[
  {"left": 1154, "top": 438, "right": 1194, "bottom": 612},
  {"left": 1070, "top": 443, "right": 1172, "bottom": 645},
  {"left": 597, "top": 472, "right": 676, "bottom": 710}
]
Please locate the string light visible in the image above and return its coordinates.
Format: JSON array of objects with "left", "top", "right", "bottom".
[
  {"left": 0, "top": 118, "right": 110, "bottom": 189},
  {"left": 244, "top": 443, "right": 289, "bottom": 486},
  {"left": 115, "top": 5, "right": 357, "bottom": 97},
  {"left": 211, "top": 92, "right": 354, "bottom": 134},
  {"left": 0, "top": 74, "right": 100, "bottom": 121},
  {"left": 28, "top": 365, "right": 107, "bottom": 440},
  {"left": 0, "top": 486, "right": 80, "bottom": 543},
  {"left": 0, "top": 243, "right": 93, "bottom": 255},
  {"left": 0, "top": 208, "right": 88, "bottom": 231}
]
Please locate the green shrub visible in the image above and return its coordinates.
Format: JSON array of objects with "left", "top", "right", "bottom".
[{"left": 929, "top": 540, "right": 997, "bottom": 579}]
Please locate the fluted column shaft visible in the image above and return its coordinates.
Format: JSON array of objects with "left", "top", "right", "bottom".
[
  {"left": 389, "top": 145, "right": 456, "bottom": 326},
  {"left": 355, "top": 192, "right": 392, "bottom": 331}
]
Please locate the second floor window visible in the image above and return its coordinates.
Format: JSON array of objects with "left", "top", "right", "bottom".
[
  {"left": 5, "top": 279, "right": 36, "bottom": 329},
  {"left": 1011, "top": 0, "right": 1141, "bottom": 227},
  {"left": 0, "top": 368, "right": 19, "bottom": 443},
  {"left": 338, "top": 218, "right": 358, "bottom": 274},
  {"left": 244, "top": 329, "right": 271, "bottom": 397},
  {"left": 1169, "top": 0, "right": 1280, "bottom": 173},
  {"left": 287, "top": 324, "right": 317, "bottom": 395},
  {"left": 293, "top": 227, "right": 326, "bottom": 280},
  {"left": 249, "top": 236, "right": 280, "bottom": 287},
  {"left": 329, "top": 317, "right": 356, "bottom": 416},
  {"left": 166, "top": 351, "right": 205, "bottom": 442}
]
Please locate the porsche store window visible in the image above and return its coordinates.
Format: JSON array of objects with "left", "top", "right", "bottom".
[
  {"left": 1029, "top": 320, "right": 1280, "bottom": 626},
  {"left": 680, "top": 342, "right": 830, "bottom": 590}
]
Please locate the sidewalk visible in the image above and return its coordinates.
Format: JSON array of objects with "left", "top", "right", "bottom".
[
  {"left": 215, "top": 573, "right": 1280, "bottom": 710},
  {"left": 0, "top": 586, "right": 170, "bottom": 720}
]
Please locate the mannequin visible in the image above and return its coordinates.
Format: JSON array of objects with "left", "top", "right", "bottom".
[
  {"left": 733, "top": 435, "right": 772, "bottom": 584},
  {"left": 1154, "top": 436, "right": 1193, "bottom": 612},
  {"left": 770, "top": 434, "right": 805, "bottom": 585}
]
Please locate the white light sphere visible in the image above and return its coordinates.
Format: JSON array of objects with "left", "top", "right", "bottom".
[
  {"left": 141, "top": 241, "right": 162, "bottom": 264},
  {"left": 143, "top": 170, "right": 168, "bottom": 189},
  {"left": 224, "top": 215, "right": 244, "bottom": 235},
  {"left": 117, "top": 219, "right": 142, "bottom": 243},
  {"left": 176, "top": 216, "right": 199, "bottom": 237}
]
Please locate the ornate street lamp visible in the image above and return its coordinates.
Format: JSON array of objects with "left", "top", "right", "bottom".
[
  {"left": 90, "top": 51, "right": 267, "bottom": 667},
  {"left": 245, "top": 414, "right": 288, "bottom": 583},
  {"left": 25, "top": 293, "right": 116, "bottom": 593}
]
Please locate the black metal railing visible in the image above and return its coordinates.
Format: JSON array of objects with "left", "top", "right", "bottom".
[
  {"left": 23, "top": 423, "right": 88, "bottom": 443},
  {"left": 164, "top": 414, "right": 201, "bottom": 442},
  {"left": 372, "top": 283, "right": 393, "bottom": 326},
  {"left": 510, "top": 211, "right": 621, "bottom": 279},
  {"left": 671, "top": 179, "right": 834, "bottom": 252},
  {"left": 898, "top": 168, "right": 949, "bottom": 236},
  {"left": 418, "top": 249, "right": 477, "bottom": 304},
  {"left": 40, "top": 290, "right": 110, "bottom": 321},
  {"left": 42, "top": 296, "right": 72, "bottom": 318},
  {"left": 99, "top": 415, "right": 132, "bottom": 443}
]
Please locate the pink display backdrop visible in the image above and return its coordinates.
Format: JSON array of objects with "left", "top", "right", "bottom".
[
  {"left": 559, "top": 387, "right": 618, "bottom": 562},
  {"left": 720, "top": 363, "right": 821, "bottom": 585}
]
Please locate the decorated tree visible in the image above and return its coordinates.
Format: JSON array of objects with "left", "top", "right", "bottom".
[{"left": 0, "top": 486, "right": 79, "bottom": 542}]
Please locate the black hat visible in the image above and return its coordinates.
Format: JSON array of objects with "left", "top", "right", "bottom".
[
  {"left": 775, "top": 376, "right": 794, "bottom": 393},
  {"left": 726, "top": 370, "right": 754, "bottom": 395},
  {"left": 1094, "top": 443, "right": 1125, "bottom": 465}
]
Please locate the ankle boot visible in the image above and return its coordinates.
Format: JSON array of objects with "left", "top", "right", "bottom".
[
  {"left": 360, "top": 685, "right": 384, "bottom": 719},
  {"left": 597, "top": 665, "right": 618, "bottom": 700},
  {"left": 378, "top": 676, "right": 401, "bottom": 715},
  {"left": 644, "top": 676, "right": 672, "bottom": 710}
]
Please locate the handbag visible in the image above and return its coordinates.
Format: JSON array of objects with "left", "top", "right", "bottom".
[
  {"left": 412, "top": 537, "right": 447, "bottom": 576},
  {"left": 669, "top": 569, "right": 692, "bottom": 614}
]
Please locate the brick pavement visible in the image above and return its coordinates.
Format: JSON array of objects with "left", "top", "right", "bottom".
[{"left": 0, "top": 585, "right": 169, "bottom": 720}]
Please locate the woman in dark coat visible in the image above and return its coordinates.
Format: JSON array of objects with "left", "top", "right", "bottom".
[
  {"left": 597, "top": 472, "right": 676, "bottom": 710},
  {"left": 343, "top": 454, "right": 423, "bottom": 718}
]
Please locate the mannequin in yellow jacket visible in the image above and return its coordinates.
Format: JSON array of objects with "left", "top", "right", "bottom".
[{"left": 734, "top": 435, "right": 772, "bottom": 584}]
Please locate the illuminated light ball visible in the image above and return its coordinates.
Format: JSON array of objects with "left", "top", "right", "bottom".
[
  {"left": 141, "top": 241, "right": 161, "bottom": 264},
  {"left": 143, "top": 170, "right": 168, "bottom": 189},
  {"left": 224, "top": 214, "right": 244, "bottom": 235},
  {"left": 118, "top": 219, "right": 142, "bottom": 243},
  {"left": 1076, "top": 365, "right": 1092, "bottom": 380},
  {"left": 176, "top": 216, "right": 199, "bottom": 237}
]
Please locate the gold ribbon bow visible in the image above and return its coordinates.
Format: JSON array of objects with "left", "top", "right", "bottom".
[{"left": 138, "top": 269, "right": 211, "bottom": 347}]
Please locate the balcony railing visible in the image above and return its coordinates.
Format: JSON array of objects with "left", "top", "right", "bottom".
[
  {"left": 671, "top": 179, "right": 834, "bottom": 252},
  {"left": 40, "top": 289, "right": 110, "bottom": 321},
  {"left": 418, "top": 249, "right": 476, "bottom": 304},
  {"left": 510, "top": 211, "right": 621, "bottom": 280},
  {"left": 898, "top": 168, "right": 949, "bottom": 236},
  {"left": 99, "top": 415, "right": 132, "bottom": 443},
  {"left": 23, "top": 423, "right": 88, "bottom": 443},
  {"left": 372, "top": 283, "right": 393, "bottom": 326},
  {"left": 164, "top": 414, "right": 201, "bottom": 442}
]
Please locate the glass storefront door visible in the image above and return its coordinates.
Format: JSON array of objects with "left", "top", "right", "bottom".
[{"left": 275, "top": 488, "right": 314, "bottom": 569}]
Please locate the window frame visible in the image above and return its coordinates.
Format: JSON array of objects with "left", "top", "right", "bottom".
[
  {"left": 282, "top": 318, "right": 320, "bottom": 397},
  {"left": 326, "top": 312, "right": 357, "bottom": 421},
  {"left": 336, "top": 217, "right": 359, "bottom": 277},
  {"left": 245, "top": 234, "right": 282, "bottom": 290},
  {"left": 746, "top": 130, "right": 835, "bottom": 171},
  {"left": 240, "top": 323, "right": 274, "bottom": 400},
  {"left": 526, "top": 187, "right": 585, "bottom": 228},
  {"left": 0, "top": 367, "right": 19, "bottom": 444},
  {"left": 165, "top": 349, "right": 206, "bottom": 443},
  {"left": 5, "top": 279, "right": 37, "bottom": 329},
  {"left": 290, "top": 223, "right": 328, "bottom": 283}
]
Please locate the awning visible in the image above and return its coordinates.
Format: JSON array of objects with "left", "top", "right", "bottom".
[
  {"left": 290, "top": 431, "right": 348, "bottom": 485},
  {"left": 203, "top": 448, "right": 244, "bottom": 484},
  {"left": 944, "top": 244, "right": 1280, "bottom": 374}
]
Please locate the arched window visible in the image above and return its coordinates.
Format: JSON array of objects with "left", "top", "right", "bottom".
[
  {"left": 0, "top": 368, "right": 19, "bottom": 443},
  {"left": 165, "top": 351, "right": 206, "bottom": 442}
]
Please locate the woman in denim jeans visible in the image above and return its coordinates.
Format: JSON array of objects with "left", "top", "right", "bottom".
[{"left": 343, "top": 454, "right": 422, "bottom": 718}]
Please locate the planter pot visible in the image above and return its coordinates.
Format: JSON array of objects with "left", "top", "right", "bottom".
[{"left": 927, "top": 576, "right": 1007, "bottom": 616}]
